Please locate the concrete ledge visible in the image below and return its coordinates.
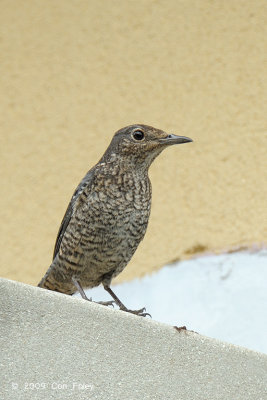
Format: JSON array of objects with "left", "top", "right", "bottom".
[{"left": 1, "top": 278, "right": 266, "bottom": 400}]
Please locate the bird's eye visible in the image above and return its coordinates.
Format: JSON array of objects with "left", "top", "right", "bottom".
[{"left": 132, "top": 130, "right": 144, "bottom": 141}]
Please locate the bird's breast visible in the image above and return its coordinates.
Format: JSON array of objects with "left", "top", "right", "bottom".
[{"left": 80, "top": 174, "right": 152, "bottom": 240}]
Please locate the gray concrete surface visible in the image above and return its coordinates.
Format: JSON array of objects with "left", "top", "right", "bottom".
[{"left": 1, "top": 278, "right": 266, "bottom": 400}]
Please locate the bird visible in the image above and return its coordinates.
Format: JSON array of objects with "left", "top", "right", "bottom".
[{"left": 38, "top": 124, "right": 192, "bottom": 316}]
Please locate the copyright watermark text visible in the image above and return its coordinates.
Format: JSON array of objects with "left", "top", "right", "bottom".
[{"left": 11, "top": 381, "right": 94, "bottom": 391}]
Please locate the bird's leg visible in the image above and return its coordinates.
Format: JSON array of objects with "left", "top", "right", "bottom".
[
  {"left": 72, "top": 277, "right": 90, "bottom": 300},
  {"left": 103, "top": 285, "right": 151, "bottom": 317},
  {"left": 72, "top": 278, "right": 114, "bottom": 307}
]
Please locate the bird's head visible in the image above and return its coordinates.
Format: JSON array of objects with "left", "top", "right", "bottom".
[{"left": 102, "top": 124, "right": 193, "bottom": 170}]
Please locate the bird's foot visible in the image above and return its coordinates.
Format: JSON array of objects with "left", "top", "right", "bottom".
[
  {"left": 81, "top": 294, "right": 114, "bottom": 307},
  {"left": 119, "top": 306, "right": 151, "bottom": 318},
  {"left": 102, "top": 285, "right": 151, "bottom": 316},
  {"left": 96, "top": 300, "right": 115, "bottom": 307}
]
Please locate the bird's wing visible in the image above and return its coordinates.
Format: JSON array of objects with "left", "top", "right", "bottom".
[
  {"left": 52, "top": 169, "right": 95, "bottom": 260},
  {"left": 52, "top": 200, "right": 73, "bottom": 260}
]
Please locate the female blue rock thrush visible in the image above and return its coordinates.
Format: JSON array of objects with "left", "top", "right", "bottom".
[{"left": 38, "top": 124, "right": 192, "bottom": 316}]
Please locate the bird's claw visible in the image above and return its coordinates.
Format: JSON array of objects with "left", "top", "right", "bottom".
[
  {"left": 83, "top": 296, "right": 114, "bottom": 308},
  {"left": 96, "top": 300, "right": 115, "bottom": 307},
  {"left": 120, "top": 306, "right": 151, "bottom": 318}
]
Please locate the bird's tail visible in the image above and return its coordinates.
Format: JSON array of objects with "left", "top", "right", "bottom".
[{"left": 38, "top": 265, "right": 75, "bottom": 295}]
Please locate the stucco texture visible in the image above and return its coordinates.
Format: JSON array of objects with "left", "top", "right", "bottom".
[{"left": 0, "top": 0, "right": 266, "bottom": 285}]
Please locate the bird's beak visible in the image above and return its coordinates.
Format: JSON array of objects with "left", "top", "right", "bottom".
[{"left": 159, "top": 134, "right": 193, "bottom": 145}]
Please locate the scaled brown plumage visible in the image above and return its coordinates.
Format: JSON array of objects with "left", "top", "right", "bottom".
[{"left": 38, "top": 124, "right": 192, "bottom": 316}]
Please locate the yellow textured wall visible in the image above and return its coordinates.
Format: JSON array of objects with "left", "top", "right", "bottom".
[{"left": 0, "top": 0, "right": 266, "bottom": 285}]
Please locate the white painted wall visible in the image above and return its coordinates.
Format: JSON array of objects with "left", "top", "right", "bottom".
[{"left": 84, "top": 250, "right": 267, "bottom": 354}]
